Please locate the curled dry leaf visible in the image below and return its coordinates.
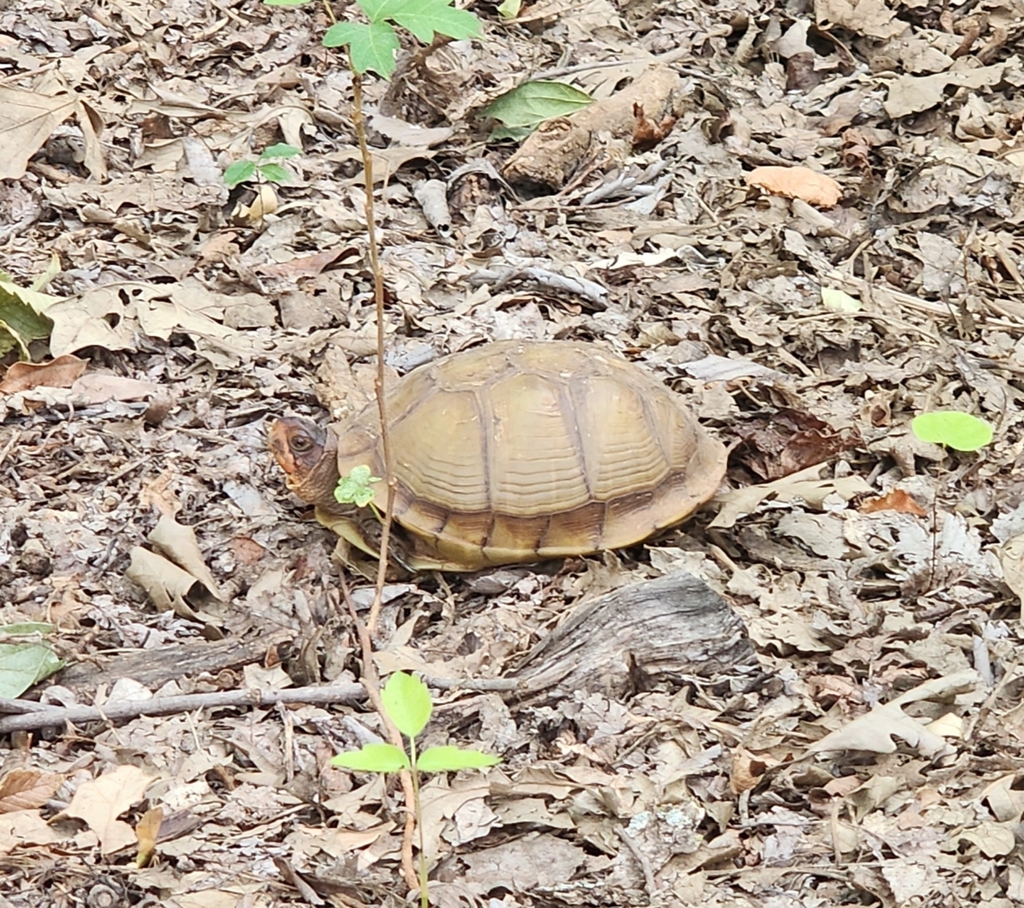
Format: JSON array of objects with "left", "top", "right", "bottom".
[
  {"left": 861, "top": 489, "right": 928, "bottom": 516},
  {"left": 745, "top": 165, "right": 843, "bottom": 208}
]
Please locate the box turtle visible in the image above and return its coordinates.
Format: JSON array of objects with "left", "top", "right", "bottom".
[{"left": 269, "top": 340, "right": 727, "bottom": 572}]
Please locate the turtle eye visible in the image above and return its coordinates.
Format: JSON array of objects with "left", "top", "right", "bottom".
[{"left": 290, "top": 433, "right": 314, "bottom": 454}]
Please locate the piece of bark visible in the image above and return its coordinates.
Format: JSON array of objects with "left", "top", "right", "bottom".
[
  {"left": 511, "top": 570, "right": 753, "bottom": 697},
  {"left": 54, "top": 631, "right": 293, "bottom": 698},
  {"left": 503, "top": 65, "right": 685, "bottom": 192}
]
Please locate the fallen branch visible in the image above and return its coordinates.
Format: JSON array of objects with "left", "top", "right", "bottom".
[{"left": 0, "top": 683, "right": 365, "bottom": 734}]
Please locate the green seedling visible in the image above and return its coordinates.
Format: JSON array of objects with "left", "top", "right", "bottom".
[
  {"left": 335, "top": 464, "right": 382, "bottom": 510},
  {"left": 223, "top": 143, "right": 301, "bottom": 190},
  {"left": 910, "top": 410, "right": 994, "bottom": 590},
  {"left": 333, "top": 672, "right": 499, "bottom": 906},
  {"left": 319, "top": 0, "right": 480, "bottom": 79}
]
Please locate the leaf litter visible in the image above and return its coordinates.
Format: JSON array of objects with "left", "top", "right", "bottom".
[{"left": 2, "top": 0, "right": 1024, "bottom": 906}]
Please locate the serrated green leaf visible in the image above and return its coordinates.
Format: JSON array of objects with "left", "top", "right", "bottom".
[
  {"left": 484, "top": 81, "right": 593, "bottom": 128},
  {"left": 0, "top": 643, "right": 63, "bottom": 698},
  {"left": 324, "top": 21, "right": 401, "bottom": 77},
  {"left": 260, "top": 143, "right": 301, "bottom": 159},
  {"left": 224, "top": 160, "right": 257, "bottom": 188},
  {"left": 417, "top": 745, "right": 500, "bottom": 772},
  {"left": 392, "top": 2, "right": 480, "bottom": 42},
  {"left": 332, "top": 743, "right": 411, "bottom": 772},
  {"left": 256, "top": 162, "right": 290, "bottom": 184},
  {"left": 382, "top": 672, "right": 431, "bottom": 738},
  {"left": 911, "top": 412, "right": 993, "bottom": 452}
]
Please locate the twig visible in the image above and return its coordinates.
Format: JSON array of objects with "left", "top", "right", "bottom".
[
  {"left": 616, "top": 826, "right": 659, "bottom": 897},
  {"left": 0, "top": 684, "right": 365, "bottom": 735},
  {"left": 350, "top": 66, "right": 397, "bottom": 634},
  {"left": 469, "top": 267, "right": 608, "bottom": 307}
]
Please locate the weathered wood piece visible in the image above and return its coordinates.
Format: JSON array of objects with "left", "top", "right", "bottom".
[
  {"left": 512, "top": 570, "right": 753, "bottom": 697},
  {"left": 503, "top": 66, "right": 684, "bottom": 191},
  {"left": 55, "top": 631, "right": 293, "bottom": 697}
]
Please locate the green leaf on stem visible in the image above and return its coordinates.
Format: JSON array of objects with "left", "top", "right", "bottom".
[
  {"left": 224, "top": 160, "right": 257, "bottom": 189},
  {"left": 323, "top": 21, "right": 401, "bottom": 77},
  {"left": 381, "top": 672, "right": 431, "bottom": 738},
  {"left": 256, "top": 162, "right": 290, "bottom": 184},
  {"left": 417, "top": 746, "right": 500, "bottom": 772},
  {"left": 332, "top": 743, "right": 411, "bottom": 772}
]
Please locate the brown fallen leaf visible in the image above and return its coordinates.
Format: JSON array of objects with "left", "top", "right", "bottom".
[
  {"left": 0, "top": 355, "right": 87, "bottom": 394},
  {"left": 745, "top": 165, "right": 843, "bottom": 208},
  {"left": 0, "top": 769, "right": 63, "bottom": 813},
  {"left": 65, "top": 765, "right": 155, "bottom": 855},
  {"left": 861, "top": 489, "right": 928, "bottom": 516}
]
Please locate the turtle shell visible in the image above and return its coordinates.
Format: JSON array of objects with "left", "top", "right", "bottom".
[{"left": 332, "top": 340, "right": 727, "bottom": 570}]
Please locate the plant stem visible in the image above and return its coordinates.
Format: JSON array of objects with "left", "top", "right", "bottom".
[
  {"left": 408, "top": 738, "right": 430, "bottom": 908},
  {"left": 349, "top": 62, "right": 396, "bottom": 634}
]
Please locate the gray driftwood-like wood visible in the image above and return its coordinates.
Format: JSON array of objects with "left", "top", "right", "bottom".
[
  {"left": 55, "top": 631, "right": 293, "bottom": 697},
  {"left": 511, "top": 570, "right": 753, "bottom": 697}
]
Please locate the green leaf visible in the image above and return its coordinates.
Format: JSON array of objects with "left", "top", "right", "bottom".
[
  {"left": 0, "top": 623, "right": 54, "bottom": 635},
  {"left": 260, "top": 143, "right": 301, "bottom": 159},
  {"left": 484, "top": 81, "right": 593, "bottom": 128},
  {"left": 417, "top": 746, "right": 500, "bottom": 772},
  {"left": 256, "top": 162, "right": 290, "bottom": 184},
  {"left": 382, "top": 672, "right": 431, "bottom": 738},
  {"left": 332, "top": 743, "right": 411, "bottom": 772},
  {"left": 335, "top": 464, "right": 382, "bottom": 507},
  {"left": 0, "top": 643, "right": 63, "bottom": 698},
  {"left": 0, "top": 278, "right": 57, "bottom": 357},
  {"left": 497, "top": 0, "right": 521, "bottom": 17},
  {"left": 821, "top": 287, "right": 861, "bottom": 312},
  {"left": 323, "top": 21, "right": 401, "bottom": 77},
  {"left": 224, "top": 160, "right": 257, "bottom": 189},
  {"left": 393, "top": 1, "right": 480, "bottom": 42},
  {"left": 911, "top": 412, "right": 994, "bottom": 452}
]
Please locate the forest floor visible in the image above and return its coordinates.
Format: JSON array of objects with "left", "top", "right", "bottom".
[{"left": 2, "top": 0, "right": 1024, "bottom": 905}]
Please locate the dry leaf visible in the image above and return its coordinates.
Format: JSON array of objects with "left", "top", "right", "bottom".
[
  {"left": 65, "top": 765, "right": 155, "bottom": 854},
  {"left": 861, "top": 489, "right": 928, "bottom": 516},
  {"left": 745, "top": 165, "right": 843, "bottom": 207},
  {"left": 0, "top": 769, "right": 63, "bottom": 813}
]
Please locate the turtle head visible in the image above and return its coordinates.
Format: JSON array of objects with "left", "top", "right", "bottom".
[{"left": 269, "top": 417, "right": 340, "bottom": 507}]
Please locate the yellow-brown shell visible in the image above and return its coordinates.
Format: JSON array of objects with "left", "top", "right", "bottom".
[{"left": 332, "top": 340, "right": 727, "bottom": 570}]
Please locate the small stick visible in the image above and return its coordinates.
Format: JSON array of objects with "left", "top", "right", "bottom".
[{"left": 0, "top": 684, "right": 365, "bottom": 735}]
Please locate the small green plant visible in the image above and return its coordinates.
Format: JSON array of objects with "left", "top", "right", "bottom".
[
  {"left": 333, "top": 672, "right": 499, "bottom": 906},
  {"left": 223, "top": 143, "right": 301, "bottom": 190},
  {"left": 910, "top": 410, "right": 993, "bottom": 590},
  {"left": 911, "top": 411, "right": 993, "bottom": 452},
  {"left": 319, "top": 0, "right": 480, "bottom": 79},
  {"left": 335, "top": 464, "right": 382, "bottom": 509}
]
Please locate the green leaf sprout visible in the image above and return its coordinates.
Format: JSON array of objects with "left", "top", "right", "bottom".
[{"left": 334, "top": 464, "right": 382, "bottom": 508}]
